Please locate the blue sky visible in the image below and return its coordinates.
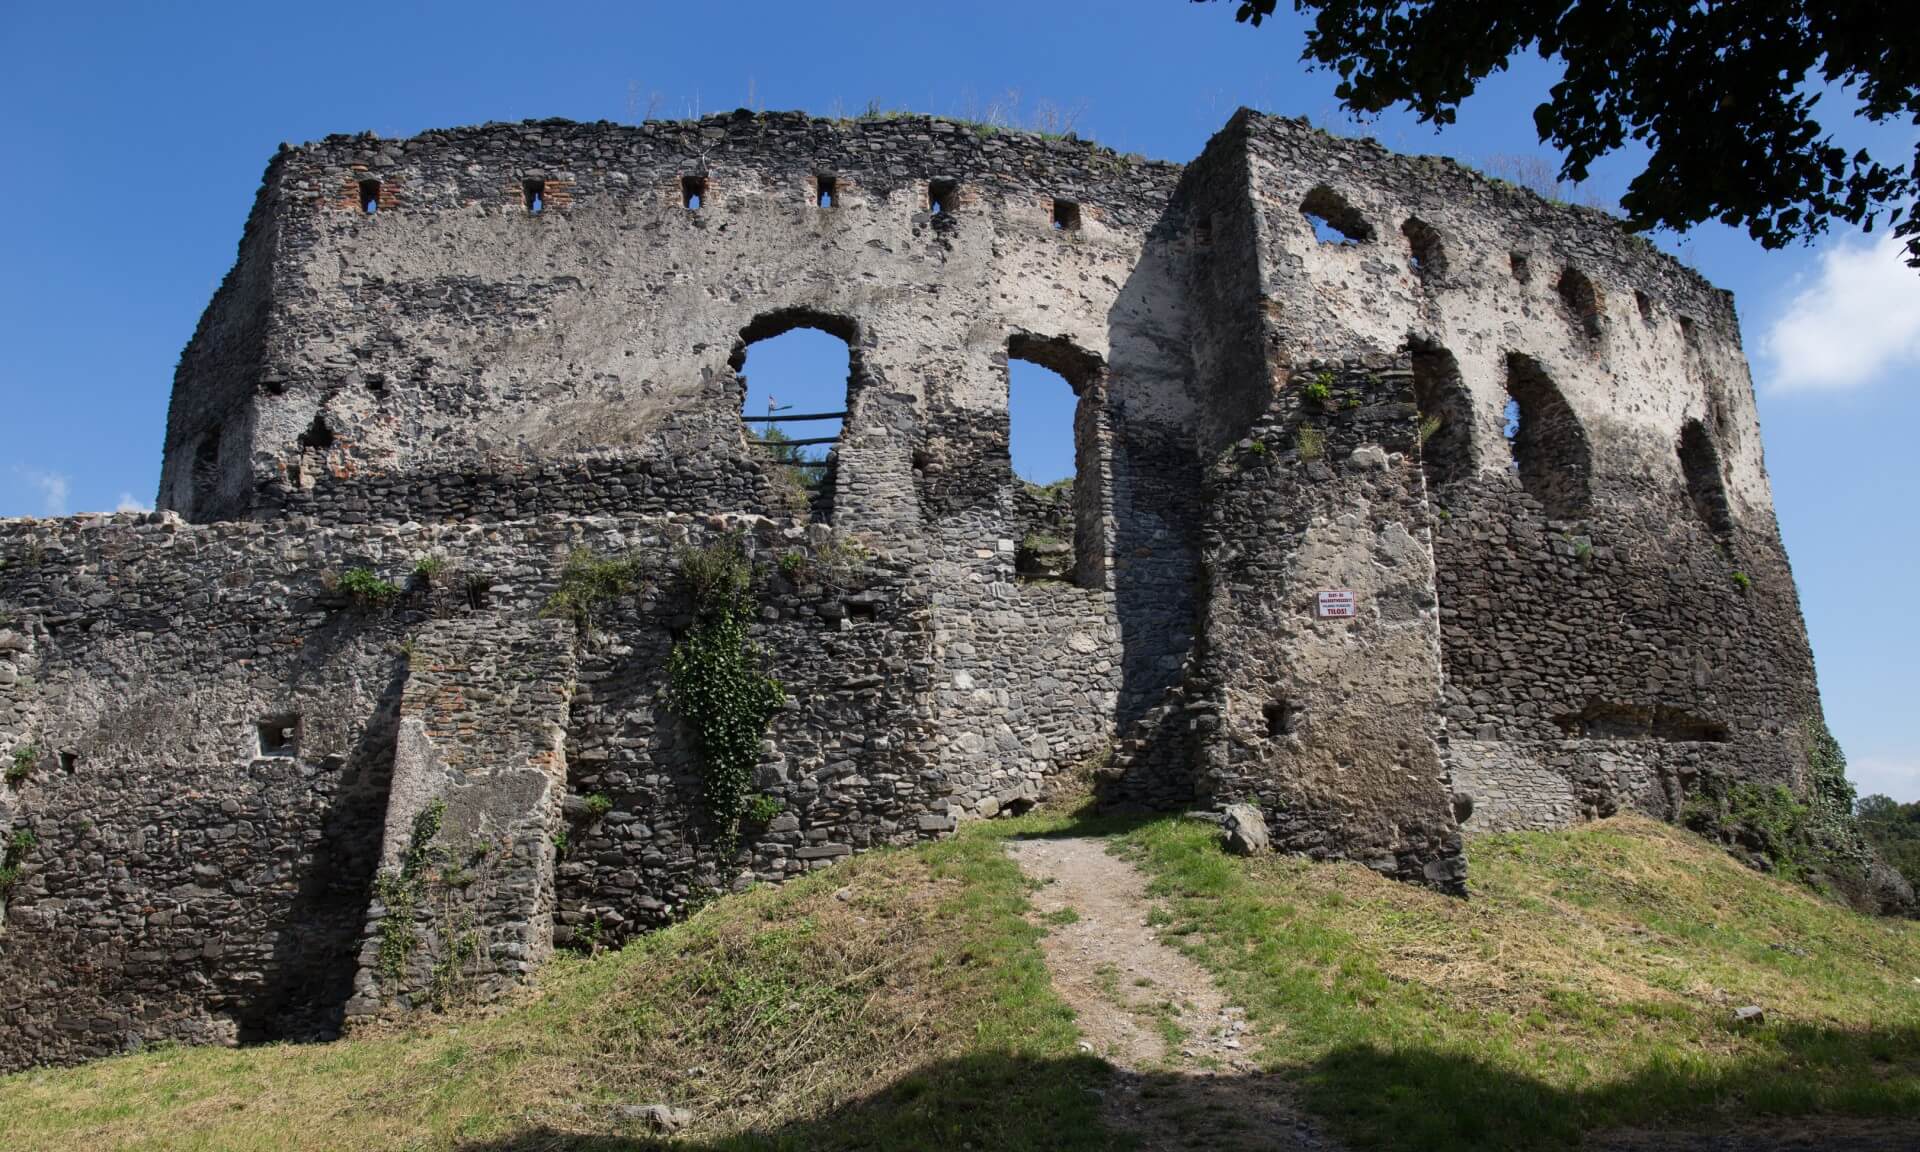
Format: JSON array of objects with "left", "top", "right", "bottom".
[{"left": 1, "top": 2, "right": 1915, "bottom": 799}]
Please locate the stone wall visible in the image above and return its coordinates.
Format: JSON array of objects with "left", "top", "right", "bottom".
[
  {"left": 0, "top": 106, "right": 1838, "bottom": 1069},
  {"left": 1188, "top": 357, "right": 1463, "bottom": 888}
]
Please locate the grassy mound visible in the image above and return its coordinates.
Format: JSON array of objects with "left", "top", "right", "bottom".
[
  {"left": 1119, "top": 812, "right": 1920, "bottom": 1151},
  {"left": 0, "top": 829, "right": 1105, "bottom": 1151},
  {"left": 2, "top": 810, "right": 1914, "bottom": 1151}
]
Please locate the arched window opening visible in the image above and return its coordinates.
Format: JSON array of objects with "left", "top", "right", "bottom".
[
  {"left": 1300, "top": 184, "right": 1372, "bottom": 245},
  {"left": 1504, "top": 353, "right": 1592, "bottom": 518},
  {"left": 523, "top": 179, "right": 545, "bottom": 214},
  {"left": 1402, "top": 217, "right": 1446, "bottom": 278},
  {"left": 1051, "top": 198, "right": 1081, "bottom": 231},
  {"left": 1557, "top": 267, "right": 1604, "bottom": 340},
  {"left": 1634, "top": 290, "right": 1655, "bottom": 323},
  {"left": 816, "top": 173, "right": 837, "bottom": 208},
  {"left": 357, "top": 179, "right": 381, "bottom": 215},
  {"left": 1678, "top": 419, "right": 1735, "bottom": 534},
  {"left": 1510, "top": 251, "right": 1532, "bottom": 283},
  {"left": 735, "top": 310, "right": 859, "bottom": 522},
  {"left": 1007, "top": 333, "right": 1106, "bottom": 586},
  {"left": 682, "top": 174, "right": 706, "bottom": 210},
  {"left": 1410, "top": 342, "right": 1475, "bottom": 492}
]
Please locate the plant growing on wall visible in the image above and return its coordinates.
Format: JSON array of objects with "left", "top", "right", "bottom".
[
  {"left": 372, "top": 799, "right": 445, "bottom": 987},
  {"left": 337, "top": 567, "right": 400, "bottom": 607},
  {"left": 6, "top": 744, "right": 34, "bottom": 786},
  {"left": 0, "top": 828, "right": 34, "bottom": 900},
  {"left": 667, "top": 536, "right": 785, "bottom": 851},
  {"left": 543, "top": 549, "right": 647, "bottom": 635}
]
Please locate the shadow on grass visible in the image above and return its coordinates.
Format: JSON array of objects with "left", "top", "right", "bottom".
[{"left": 452, "top": 1024, "right": 1920, "bottom": 1152}]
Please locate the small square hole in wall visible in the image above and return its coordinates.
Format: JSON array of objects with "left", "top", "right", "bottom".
[
  {"left": 1510, "top": 252, "right": 1532, "bottom": 283},
  {"left": 1052, "top": 198, "right": 1081, "bottom": 231},
  {"left": 256, "top": 715, "right": 301, "bottom": 759},
  {"left": 928, "top": 178, "right": 957, "bottom": 215},
  {"left": 682, "top": 174, "right": 706, "bottom": 210},
  {"left": 358, "top": 179, "right": 380, "bottom": 214},
  {"left": 58, "top": 751, "right": 77, "bottom": 775},
  {"left": 523, "top": 179, "right": 546, "bottom": 214},
  {"left": 816, "top": 173, "right": 837, "bottom": 208},
  {"left": 1263, "top": 698, "right": 1298, "bottom": 738}
]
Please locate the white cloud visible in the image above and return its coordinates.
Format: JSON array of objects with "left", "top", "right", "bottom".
[
  {"left": 114, "top": 492, "right": 152, "bottom": 514},
  {"left": 29, "top": 472, "right": 70, "bottom": 517},
  {"left": 1762, "top": 231, "right": 1920, "bottom": 392},
  {"left": 1849, "top": 753, "right": 1920, "bottom": 804}
]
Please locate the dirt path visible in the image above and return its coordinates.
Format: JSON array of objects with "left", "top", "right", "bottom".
[{"left": 1008, "top": 835, "right": 1336, "bottom": 1152}]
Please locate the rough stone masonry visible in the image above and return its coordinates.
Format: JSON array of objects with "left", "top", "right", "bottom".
[{"left": 0, "top": 108, "right": 1831, "bottom": 1069}]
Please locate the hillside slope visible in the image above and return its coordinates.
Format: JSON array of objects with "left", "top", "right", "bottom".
[{"left": 1, "top": 812, "right": 1915, "bottom": 1150}]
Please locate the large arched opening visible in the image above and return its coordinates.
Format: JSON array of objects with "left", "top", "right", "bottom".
[
  {"left": 1006, "top": 332, "right": 1107, "bottom": 586},
  {"left": 732, "top": 310, "right": 861, "bottom": 522}
]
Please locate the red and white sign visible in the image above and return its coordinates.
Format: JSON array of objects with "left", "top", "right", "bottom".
[{"left": 1315, "top": 589, "right": 1357, "bottom": 619}]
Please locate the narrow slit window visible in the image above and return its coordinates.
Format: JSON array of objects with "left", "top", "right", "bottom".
[
  {"left": 1264, "top": 698, "right": 1298, "bottom": 738},
  {"left": 523, "top": 179, "right": 546, "bottom": 214},
  {"left": 1051, "top": 198, "right": 1081, "bottom": 231},
  {"left": 358, "top": 179, "right": 381, "bottom": 215},
  {"left": 1510, "top": 252, "right": 1532, "bottom": 283},
  {"left": 929, "top": 178, "right": 957, "bottom": 215},
  {"left": 682, "top": 174, "right": 706, "bottom": 210},
  {"left": 1195, "top": 214, "right": 1214, "bottom": 245},
  {"left": 256, "top": 715, "right": 301, "bottom": 759},
  {"left": 1635, "top": 290, "right": 1655, "bottom": 323},
  {"left": 191, "top": 424, "right": 222, "bottom": 513},
  {"left": 816, "top": 173, "right": 837, "bottom": 208}
]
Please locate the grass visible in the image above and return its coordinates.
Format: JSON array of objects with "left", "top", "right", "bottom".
[
  {"left": 4, "top": 807, "right": 1915, "bottom": 1151},
  {"left": 0, "top": 827, "right": 1106, "bottom": 1151},
  {"left": 1116, "top": 812, "right": 1920, "bottom": 1151}
]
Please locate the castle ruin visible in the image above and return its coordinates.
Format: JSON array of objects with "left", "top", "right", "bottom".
[{"left": 0, "top": 109, "right": 1827, "bottom": 1068}]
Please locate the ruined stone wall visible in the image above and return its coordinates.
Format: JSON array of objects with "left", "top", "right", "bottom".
[
  {"left": 0, "top": 514, "right": 404, "bottom": 1067},
  {"left": 2, "top": 108, "right": 1836, "bottom": 1070},
  {"left": 1229, "top": 111, "right": 1817, "bottom": 837},
  {"left": 0, "top": 508, "right": 1128, "bottom": 1067}
]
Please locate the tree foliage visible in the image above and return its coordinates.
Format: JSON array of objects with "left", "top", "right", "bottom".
[
  {"left": 1206, "top": 1, "right": 1920, "bottom": 265},
  {"left": 1857, "top": 793, "right": 1920, "bottom": 890}
]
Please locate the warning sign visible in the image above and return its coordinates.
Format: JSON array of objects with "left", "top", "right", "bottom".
[{"left": 1315, "top": 590, "right": 1357, "bottom": 619}]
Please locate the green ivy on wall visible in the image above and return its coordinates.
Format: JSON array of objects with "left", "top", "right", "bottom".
[{"left": 667, "top": 536, "right": 784, "bottom": 852}]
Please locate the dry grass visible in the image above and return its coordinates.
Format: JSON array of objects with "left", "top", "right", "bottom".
[
  {"left": 1121, "top": 812, "right": 1920, "bottom": 1151},
  {"left": 0, "top": 829, "right": 1103, "bottom": 1151}
]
